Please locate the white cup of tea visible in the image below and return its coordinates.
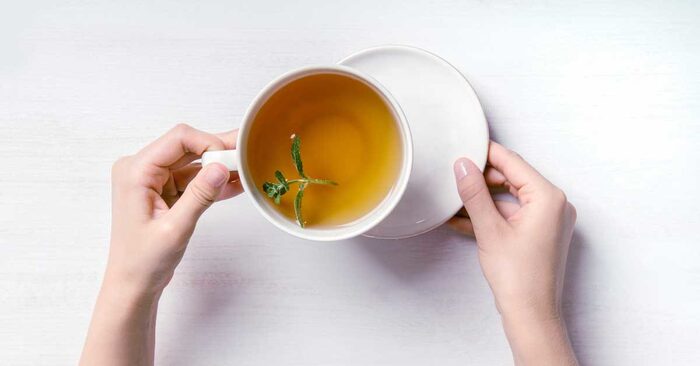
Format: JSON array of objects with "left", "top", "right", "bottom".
[{"left": 202, "top": 65, "right": 413, "bottom": 241}]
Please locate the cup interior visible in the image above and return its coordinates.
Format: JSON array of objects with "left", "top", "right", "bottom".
[{"left": 236, "top": 66, "right": 412, "bottom": 241}]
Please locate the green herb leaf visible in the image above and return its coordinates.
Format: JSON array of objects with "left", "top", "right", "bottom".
[
  {"left": 262, "top": 182, "right": 275, "bottom": 197},
  {"left": 294, "top": 183, "right": 306, "bottom": 227},
  {"left": 262, "top": 181, "right": 286, "bottom": 204},
  {"left": 291, "top": 135, "right": 306, "bottom": 178},
  {"left": 275, "top": 170, "right": 288, "bottom": 189},
  {"left": 263, "top": 135, "right": 338, "bottom": 228},
  {"left": 309, "top": 178, "right": 338, "bottom": 186}
]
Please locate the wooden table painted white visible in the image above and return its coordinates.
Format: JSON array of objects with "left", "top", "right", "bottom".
[{"left": 1, "top": 1, "right": 699, "bottom": 365}]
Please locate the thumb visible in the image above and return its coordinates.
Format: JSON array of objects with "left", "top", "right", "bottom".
[
  {"left": 454, "top": 158, "right": 505, "bottom": 236},
  {"left": 168, "top": 163, "right": 230, "bottom": 227}
]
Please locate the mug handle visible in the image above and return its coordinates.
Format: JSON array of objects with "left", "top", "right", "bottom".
[{"left": 201, "top": 150, "right": 238, "bottom": 171}]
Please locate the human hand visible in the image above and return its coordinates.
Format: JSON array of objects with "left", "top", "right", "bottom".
[
  {"left": 106, "top": 124, "right": 242, "bottom": 299},
  {"left": 449, "top": 141, "right": 577, "bottom": 365},
  {"left": 81, "top": 124, "right": 242, "bottom": 366}
]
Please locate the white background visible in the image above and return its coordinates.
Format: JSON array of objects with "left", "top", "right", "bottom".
[{"left": 1, "top": 1, "right": 699, "bottom": 365}]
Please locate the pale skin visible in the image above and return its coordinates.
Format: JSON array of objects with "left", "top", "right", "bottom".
[
  {"left": 80, "top": 124, "right": 578, "bottom": 366},
  {"left": 448, "top": 142, "right": 579, "bottom": 366}
]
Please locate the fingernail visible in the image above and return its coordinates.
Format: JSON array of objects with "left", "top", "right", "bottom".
[
  {"left": 454, "top": 158, "right": 469, "bottom": 181},
  {"left": 203, "top": 164, "right": 228, "bottom": 187}
]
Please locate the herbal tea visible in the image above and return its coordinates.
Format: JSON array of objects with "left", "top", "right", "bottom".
[{"left": 246, "top": 73, "right": 402, "bottom": 228}]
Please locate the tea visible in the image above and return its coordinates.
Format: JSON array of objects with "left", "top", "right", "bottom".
[{"left": 246, "top": 73, "right": 402, "bottom": 227}]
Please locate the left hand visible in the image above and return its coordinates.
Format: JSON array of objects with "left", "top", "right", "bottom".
[{"left": 105, "top": 123, "right": 243, "bottom": 299}]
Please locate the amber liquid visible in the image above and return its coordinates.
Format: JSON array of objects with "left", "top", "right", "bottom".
[{"left": 246, "top": 73, "right": 402, "bottom": 227}]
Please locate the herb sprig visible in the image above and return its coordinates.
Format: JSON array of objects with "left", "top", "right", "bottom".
[{"left": 262, "top": 135, "right": 337, "bottom": 228}]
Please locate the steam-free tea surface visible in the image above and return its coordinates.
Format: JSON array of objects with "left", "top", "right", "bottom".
[{"left": 246, "top": 73, "right": 402, "bottom": 227}]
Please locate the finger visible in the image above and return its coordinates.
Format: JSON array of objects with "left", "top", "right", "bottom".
[
  {"left": 167, "top": 163, "right": 230, "bottom": 228},
  {"left": 167, "top": 129, "right": 238, "bottom": 170},
  {"left": 172, "top": 164, "right": 241, "bottom": 196},
  {"left": 447, "top": 216, "right": 474, "bottom": 237},
  {"left": 487, "top": 141, "right": 550, "bottom": 192},
  {"left": 494, "top": 200, "right": 521, "bottom": 221},
  {"left": 484, "top": 166, "right": 523, "bottom": 200},
  {"left": 164, "top": 170, "right": 242, "bottom": 208},
  {"left": 216, "top": 180, "right": 244, "bottom": 201},
  {"left": 454, "top": 157, "right": 506, "bottom": 236},
  {"left": 161, "top": 174, "right": 179, "bottom": 207},
  {"left": 172, "top": 164, "right": 202, "bottom": 192},
  {"left": 484, "top": 166, "right": 507, "bottom": 186},
  {"left": 163, "top": 172, "right": 178, "bottom": 198},
  {"left": 137, "top": 124, "right": 227, "bottom": 168},
  {"left": 168, "top": 153, "right": 201, "bottom": 171},
  {"left": 215, "top": 129, "right": 239, "bottom": 150},
  {"left": 455, "top": 194, "right": 520, "bottom": 217}
]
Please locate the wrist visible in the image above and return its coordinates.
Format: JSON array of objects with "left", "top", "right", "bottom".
[
  {"left": 500, "top": 311, "right": 577, "bottom": 366},
  {"left": 82, "top": 272, "right": 161, "bottom": 366},
  {"left": 500, "top": 302, "right": 562, "bottom": 327},
  {"left": 99, "top": 271, "right": 163, "bottom": 310},
  {"left": 501, "top": 303, "right": 565, "bottom": 344},
  {"left": 501, "top": 309, "right": 565, "bottom": 338}
]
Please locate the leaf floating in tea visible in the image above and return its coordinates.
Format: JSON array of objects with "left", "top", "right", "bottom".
[
  {"left": 261, "top": 135, "right": 337, "bottom": 228},
  {"left": 291, "top": 134, "right": 306, "bottom": 178},
  {"left": 294, "top": 183, "right": 306, "bottom": 227},
  {"left": 275, "top": 170, "right": 288, "bottom": 189}
]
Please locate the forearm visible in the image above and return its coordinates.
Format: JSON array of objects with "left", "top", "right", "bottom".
[
  {"left": 501, "top": 312, "right": 578, "bottom": 366},
  {"left": 80, "top": 279, "right": 161, "bottom": 366}
]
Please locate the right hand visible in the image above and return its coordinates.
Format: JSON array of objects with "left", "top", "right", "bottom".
[{"left": 449, "top": 141, "right": 577, "bottom": 323}]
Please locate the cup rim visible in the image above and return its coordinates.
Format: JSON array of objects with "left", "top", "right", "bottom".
[{"left": 235, "top": 65, "right": 413, "bottom": 241}]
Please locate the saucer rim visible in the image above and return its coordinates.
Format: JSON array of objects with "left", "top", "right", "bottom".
[{"left": 338, "top": 44, "right": 490, "bottom": 240}]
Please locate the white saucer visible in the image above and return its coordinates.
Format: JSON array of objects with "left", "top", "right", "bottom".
[{"left": 339, "top": 45, "right": 489, "bottom": 239}]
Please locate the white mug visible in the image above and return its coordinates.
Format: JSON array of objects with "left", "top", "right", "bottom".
[{"left": 202, "top": 65, "right": 413, "bottom": 241}]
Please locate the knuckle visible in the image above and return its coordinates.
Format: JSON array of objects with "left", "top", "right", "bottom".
[
  {"left": 550, "top": 187, "right": 567, "bottom": 205},
  {"left": 541, "top": 186, "right": 568, "bottom": 212},
  {"left": 172, "top": 123, "right": 192, "bottom": 136},
  {"left": 130, "top": 161, "right": 160, "bottom": 187},
  {"left": 557, "top": 189, "right": 567, "bottom": 203},
  {"left": 189, "top": 183, "right": 215, "bottom": 207},
  {"left": 111, "top": 155, "right": 130, "bottom": 171},
  {"left": 458, "top": 179, "right": 487, "bottom": 204},
  {"left": 155, "top": 220, "right": 177, "bottom": 237},
  {"left": 153, "top": 220, "right": 189, "bottom": 242},
  {"left": 111, "top": 156, "right": 132, "bottom": 180}
]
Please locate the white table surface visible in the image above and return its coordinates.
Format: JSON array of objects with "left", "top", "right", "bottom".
[{"left": 1, "top": 1, "right": 699, "bottom": 365}]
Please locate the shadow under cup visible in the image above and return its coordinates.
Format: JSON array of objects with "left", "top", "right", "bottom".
[{"left": 237, "top": 66, "right": 413, "bottom": 241}]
